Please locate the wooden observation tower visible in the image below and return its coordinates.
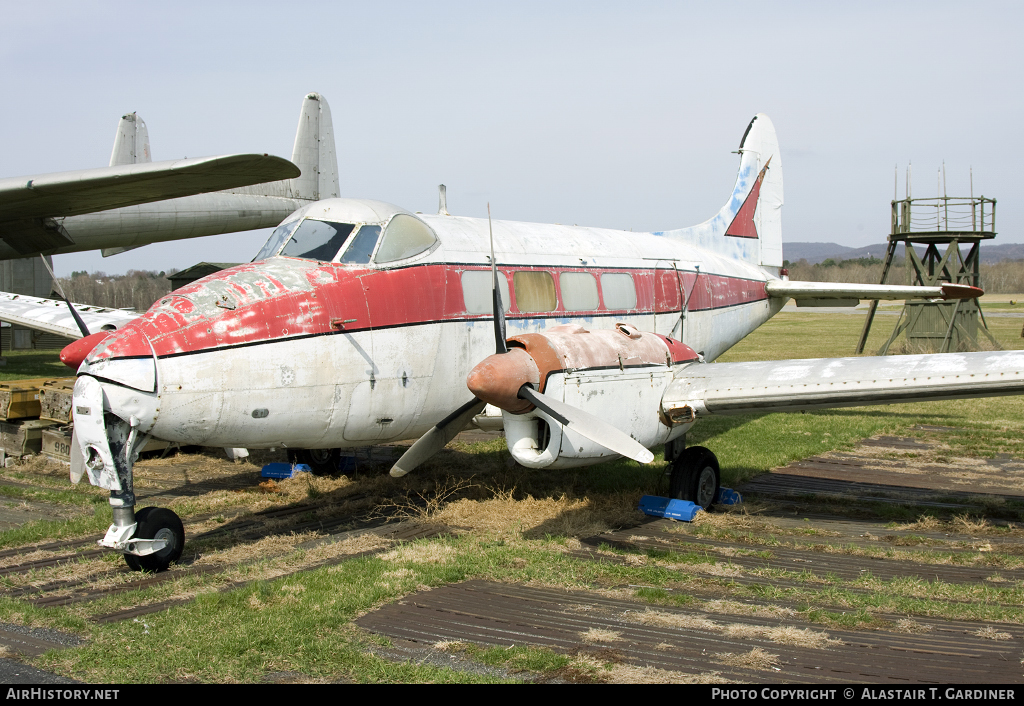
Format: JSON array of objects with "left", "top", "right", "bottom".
[{"left": 856, "top": 186, "right": 997, "bottom": 355}]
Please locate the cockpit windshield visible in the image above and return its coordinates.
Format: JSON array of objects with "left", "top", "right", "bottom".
[
  {"left": 253, "top": 218, "right": 357, "bottom": 262},
  {"left": 253, "top": 218, "right": 301, "bottom": 262},
  {"left": 280, "top": 220, "right": 355, "bottom": 261}
]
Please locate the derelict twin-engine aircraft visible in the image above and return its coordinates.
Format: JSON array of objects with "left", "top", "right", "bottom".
[{"left": 49, "top": 111, "right": 1024, "bottom": 573}]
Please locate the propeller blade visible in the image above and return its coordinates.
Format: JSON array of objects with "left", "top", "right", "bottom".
[
  {"left": 390, "top": 398, "right": 487, "bottom": 477},
  {"left": 39, "top": 255, "right": 90, "bottom": 338},
  {"left": 518, "top": 385, "right": 654, "bottom": 464},
  {"left": 488, "top": 204, "right": 507, "bottom": 354}
]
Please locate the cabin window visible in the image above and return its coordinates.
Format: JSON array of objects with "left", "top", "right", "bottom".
[
  {"left": 375, "top": 214, "right": 438, "bottom": 263},
  {"left": 559, "top": 272, "right": 599, "bottom": 311},
  {"left": 253, "top": 218, "right": 301, "bottom": 261},
  {"left": 280, "top": 219, "right": 356, "bottom": 261},
  {"left": 339, "top": 225, "right": 382, "bottom": 264},
  {"left": 514, "top": 271, "right": 556, "bottom": 312},
  {"left": 601, "top": 273, "right": 637, "bottom": 309},
  {"left": 461, "top": 270, "right": 511, "bottom": 314}
]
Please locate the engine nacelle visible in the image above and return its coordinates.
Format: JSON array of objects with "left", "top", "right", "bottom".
[
  {"left": 467, "top": 322, "right": 699, "bottom": 469},
  {"left": 504, "top": 368, "right": 691, "bottom": 468}
]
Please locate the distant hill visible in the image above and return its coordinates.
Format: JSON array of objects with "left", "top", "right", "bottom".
[{"left": 783, "top": 241, "right": 1024, "bottom": 265}]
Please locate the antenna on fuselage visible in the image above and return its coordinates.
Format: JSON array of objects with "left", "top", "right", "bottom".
[{"left": 438, "top": 184, "right": 450, "bottom": 216}]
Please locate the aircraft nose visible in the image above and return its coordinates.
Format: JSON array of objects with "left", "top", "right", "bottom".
[{"left": 76, "top": 324, "right": 160, "bottom": 434}]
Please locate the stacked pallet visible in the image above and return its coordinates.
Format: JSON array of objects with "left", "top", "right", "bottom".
[{"left": 0, "top": 378, "right": 75, "bottom": 459}]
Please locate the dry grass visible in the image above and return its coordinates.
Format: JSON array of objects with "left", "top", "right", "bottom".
[
  {"left": 628, "top": 609, "right": 719, "bottom": 632},
  {"left": 722, "top": 624, "right": 841, "bottom": 649},
  {"left": 974, "top": 626, "right": 1013, "bottom": 641},
  {"left": 579, "top": 628, "right": 622, "bottom": 644},
  {"left": 894, "top": 619, "right": 933, "bottom": 634},
  {"left": 432, "top": 640, "right": 466, "bottom": 651},
  {"left": 379, "top": 542, "right": 457, "bottom": 565},
  {"left": 423, "top": 488, "right": 640, "bottom": 539},
  {"left": 701, "top": 600, "right": 797, "bottom": 620},
  {"left": 571, "top": 653, "right": 728, "bottom": 684},
  {"left": 623, "top": 609, "right": 839, "bottom": 649},
  {"left": 713, "top": 647, "right": 781, "bottom": 671}
]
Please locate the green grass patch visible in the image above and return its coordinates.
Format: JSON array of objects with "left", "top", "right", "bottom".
[{"left": 0, "top": 350, "right": 73, "bottom": 381}]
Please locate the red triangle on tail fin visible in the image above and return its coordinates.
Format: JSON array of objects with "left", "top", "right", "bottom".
[{"left": 726, "top": 158, "right": 771, "bottom": 239}]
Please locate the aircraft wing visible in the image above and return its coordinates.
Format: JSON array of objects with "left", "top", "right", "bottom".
[
  {"left": 662, "top": 350, "right": 1024, "bottom": 418},
  {"left": 0, "top": 292, "right": 138, "bottom": 340},
  {"left": 766, "top": 280, "right": 983, "bottom": 302},
  {"left": 0, "top": 154, "right": 299, "bottom": 222}
]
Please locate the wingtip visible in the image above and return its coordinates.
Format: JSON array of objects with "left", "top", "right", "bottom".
[{"left": 941, "top": 284, "right": 985, "bottom": 300}]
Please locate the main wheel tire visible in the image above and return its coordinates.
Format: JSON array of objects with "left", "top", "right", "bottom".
[
  {"left": 123, "top": 507, "right": 185, "bottom": 572},
  {"left": 288, "top": 448, "right": 341, "bottom": 476},
  {"left": 668, "top": 446, "right": 720, "bottom": 509}
]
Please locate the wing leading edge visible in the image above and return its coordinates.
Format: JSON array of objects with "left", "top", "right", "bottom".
[{"left": 662, "top": 350, "right": 1024, "bottom": 418}]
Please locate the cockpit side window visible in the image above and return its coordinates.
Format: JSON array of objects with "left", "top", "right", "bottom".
[
  {"left": 280, "top": 220, "right": 356, "bottom": 261},
  {"left": 339, "top": 225, "right": 382, "bottom": 264},
  {"left": 374, "top": 214, "right": 438, "bottom": 264},
  {"left": 253, "top": 218, "right": 301, "bottom": 262}
]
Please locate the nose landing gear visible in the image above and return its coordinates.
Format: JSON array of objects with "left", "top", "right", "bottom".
[
  {"left": 122, "top": 507, "right": 185, "bottom": 572},
  {"left": 73, "top": 377, "right": 185, "bottom": 572}
]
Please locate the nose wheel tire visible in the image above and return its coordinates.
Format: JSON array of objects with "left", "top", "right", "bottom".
[
  {"left": 123, "top": 507, "right": 184, "bottom": 572},
  {"left": 668, "top": 446, "right": 720, "bottom": 509}
]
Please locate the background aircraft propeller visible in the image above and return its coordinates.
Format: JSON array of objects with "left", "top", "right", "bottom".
[{"left": 389, "top": 205, "right": 653, "bottom": 477}]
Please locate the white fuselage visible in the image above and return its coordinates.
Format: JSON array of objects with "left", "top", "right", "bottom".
[{"left": 83, "top": 204, "right": 784, "bottom": 450}]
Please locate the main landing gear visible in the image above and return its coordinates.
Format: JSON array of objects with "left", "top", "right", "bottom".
[
  {"left": 287, "top": 448, "right": 341, "bottom": 475},
  {"left": 668, "top": 445, "right": 721, "bottom": 509}
]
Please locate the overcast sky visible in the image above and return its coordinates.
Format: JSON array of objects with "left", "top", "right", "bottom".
[{"left": 2, "top": 1, "right": 1020, "bottom": 276}]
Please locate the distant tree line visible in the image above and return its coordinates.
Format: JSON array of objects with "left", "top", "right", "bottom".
[
  {"left": 58, "top": 269, "right": 179, "bottom": 311},
  {"left": 782, "top": 257, "right": 1024, "bottom": 293}
]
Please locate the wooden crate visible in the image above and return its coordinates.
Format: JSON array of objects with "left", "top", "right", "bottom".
[
  {"left": 39, "top": 379, "right": 77, "bottom": 424},
  {"left": 0, "top": 378, "right": 59, "bottom": 421},
  {"left": 1, "top": 419, "right": 57, "bottom": 456},
  {"left": 42, "top": 425, "right": 74, "bottom": 462}
]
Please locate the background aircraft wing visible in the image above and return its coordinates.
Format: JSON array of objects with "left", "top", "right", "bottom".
[
  {"left": 662, "top": 350, "right": 1024, "bottom": 417},
  {"left": 0, "top": 291, "right": 138, "bottom": 340},
  {"left": 0, "top": 154, "right": 300, "bottom": 222}
]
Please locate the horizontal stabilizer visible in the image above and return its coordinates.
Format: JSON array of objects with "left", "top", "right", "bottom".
[
  {"left": 0, "top": 154, "right": 300, "bottom": 222},
  {"left": 662, "top": 350, "right": 1024, "bottom": 417},
  {"left": 766, "top": 280, "right": 983, "bottom": 301},
  {"left": 0, "top": 291, "right": 138, "bottom": 339}
]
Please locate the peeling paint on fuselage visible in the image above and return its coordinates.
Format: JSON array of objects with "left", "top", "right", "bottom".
[{"left": 86, "top": 208, "right": 782, "bottom": 450}]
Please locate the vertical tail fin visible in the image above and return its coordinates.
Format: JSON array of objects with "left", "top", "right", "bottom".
[
  {"left": 665, "top": 114, "right": 783, "bottom": 268},
  {"left": 288, "top": 93, "right": 339, "bottom": 201},
  {"left": 227, "top": 93, "right": 339, "bottom": 201},
  {"left": 109, "top": 113, "right": 151, "bottom": 166}
]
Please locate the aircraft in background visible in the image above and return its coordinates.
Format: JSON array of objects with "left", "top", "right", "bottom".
[
  {"left": 0, "top": 93, "right": 339, "bottom": 260},
  {"left": 32, "top": 113, "right": 1022, "bottom": 573}
]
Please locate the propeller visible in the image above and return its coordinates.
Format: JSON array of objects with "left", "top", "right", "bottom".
[
  {"left": 389, "top": 205, "right": 653, "bottom": 477},
  {"left": 39, "top": 255, "right": 90, "bottom": 338}
]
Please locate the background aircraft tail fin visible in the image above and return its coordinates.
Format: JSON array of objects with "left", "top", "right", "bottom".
[
  {"left": 109, "top": 113, "right": 151, "bottom": 166},
  {"left": 227, "top": 93, "right": 339, "bottom": 202},
  {"left": 664, "top": 114, "right": 784, "bottom": 269}
]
